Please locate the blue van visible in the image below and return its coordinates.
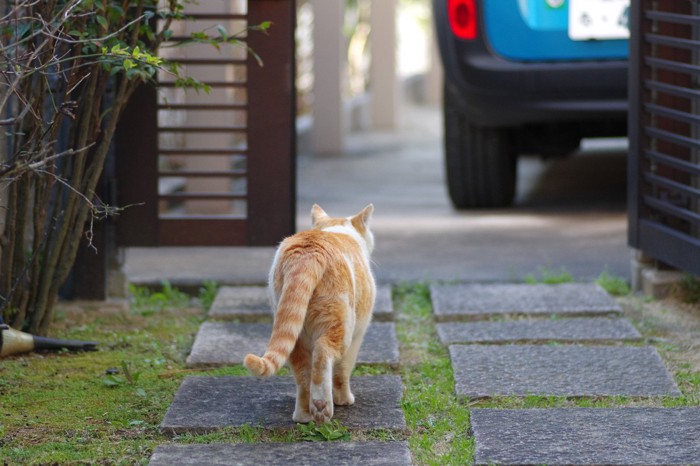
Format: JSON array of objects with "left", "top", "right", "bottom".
[{"left": 433, "top": 0, "right": 629, "bottom": 208}]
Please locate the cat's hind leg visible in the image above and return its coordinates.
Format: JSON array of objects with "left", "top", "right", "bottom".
[
  {"left": 309, "top": 330, "right": 343, "bottom": 423},
  {"left": 289, "top": 342, "right": 313, "bottom": 423},
  {"left": 333, "top": 319, "right": 368, "bottom": 406}
]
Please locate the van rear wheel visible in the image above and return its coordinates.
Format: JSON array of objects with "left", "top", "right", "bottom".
[{"left": 443, "top": 85, "right": 517, "bottom": 208}]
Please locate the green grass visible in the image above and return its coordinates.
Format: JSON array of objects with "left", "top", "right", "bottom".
[
  {"left": 523, "top": 267, "right": 631, "bottom": 296},
  {"left": 390, "top": 282, "right": 700, "bottom": 464},
  {"left": 596, "top": 269, "right": 631, "bottom": 296},
  {"left": 523, "top": 267, "right": 574, "bottom": 284},
  {"left": 0, "top": 283, "right": 214, "bottom": 464},
  {"left": 197, "top": 280, "right": 220, "bottom": 310},
  {"left": 352, "top": 365, "right": 396, "bottom": 376},
  {"left": 676, "top": 273, "right": 700, "bottom": 303},
  {"left": 0, "top": 282, "right": 398, "bottom": 464},
  {"left": 394, "top": 283, "right": 473, "bottom": 465},
  {"left": 662, "top": 369, "right": 700, "bottom": 407},
  {"left": 297, "top": 420, "right": 350, "bottom": 441},
  {"left": 2, "top": 281, "right": 699, "bottom": 465},
  {"left": 0, "top": 308, "right": 199, "bottom": 464},
  {"left": 0, "top": 283, "right": 309, "bottom": 464},
  {"left": 128, "top": 280, "right": 191, "bottom": 316}
]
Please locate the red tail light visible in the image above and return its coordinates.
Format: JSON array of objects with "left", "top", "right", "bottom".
[{"left": 448, "top": 0, "right": 477, "bottom": 40}]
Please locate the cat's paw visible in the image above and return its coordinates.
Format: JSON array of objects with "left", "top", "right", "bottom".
[
  {"left": 333, "top": 388, "right": 355, "bottom": 406},
  {"left": 310, "top": 398, "right": 333, "bottom": 424},
  {"left": 293, "top": 408, "right": 313, "bottom": 424}
]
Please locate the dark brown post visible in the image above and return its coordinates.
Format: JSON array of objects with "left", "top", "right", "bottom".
[
  {"left": 115, "top": 84, "right": 160, "bottom": 247},
  {"left": 627, "top": 0, "right": 644, "bottom": 248},
  {"left": 246, "top": 0, "right": 297, "bottom": 245}
]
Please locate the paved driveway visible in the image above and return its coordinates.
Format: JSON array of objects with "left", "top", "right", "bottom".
[
  {"left": 297, "top": 105, "right": 629, "bottom": 283},
  {"left": 125, "top": 104, "right": 629, "bottom": 286}
]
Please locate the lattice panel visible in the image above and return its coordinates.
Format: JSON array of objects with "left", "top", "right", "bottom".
[
  {"left": 116, "top": 0, "right": 296, "bottom": 246},
  {"left": 157, "top": 3, "right": 250, "bottom": 220},
  {"left": 629, "top": 0, "right": 700, "bottom": 274}
]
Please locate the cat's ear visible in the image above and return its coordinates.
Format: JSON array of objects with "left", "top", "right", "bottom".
[
  {"left": 351, "top": 204, "right": 374, "bottom": 231},
  {"left": 311, "top": 204, "right": 328, "bottom": 226}
]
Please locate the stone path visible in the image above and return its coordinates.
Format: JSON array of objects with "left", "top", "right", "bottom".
[
  {"left": 431, "top": 283, "right": 622, "bottom": 320},
  {"left": 434, "top": 282, "right": 691, "bottom": 465},
  {"left": 436, "top": 317, "right": 641, "bottom": 344},
  {"left": 161, "top": 376, "right": 405, "bottom": 433},
  {"left": 450, "top": 345, "right": 679, "bottom": 399},
  {"left": 150, "top": 282, "right": 696, "bottom": 465},
  {"left": 209, "top": 285, "right": 394, "bottom": 321},
  {"left": 186, "top": 321, "right": 399, "bottom": 368},
  {"left": 150, "top": 285, "right": 403, "bottom": 465},
  {"left": 150, "top": 441, "right": 412, "bottom": 466},
  {"left": 471, "top": 408, "right": 700, "bottom": 465}
]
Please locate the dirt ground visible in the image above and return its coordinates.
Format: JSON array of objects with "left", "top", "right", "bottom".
[{"left": 619, "top": 293, "right": 700, "bottom": 374}]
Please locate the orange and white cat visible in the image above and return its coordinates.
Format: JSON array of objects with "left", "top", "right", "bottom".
[{"left": 244, "top": 204, "right": 376, "bottom": 424}]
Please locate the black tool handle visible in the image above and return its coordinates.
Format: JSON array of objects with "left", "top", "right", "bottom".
[{"left": 32, "top": 336, "right": 98, "bottom": 352}]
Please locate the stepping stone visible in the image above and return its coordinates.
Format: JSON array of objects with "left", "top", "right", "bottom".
[
  {"left": 209, "top": 285, "right": 393, "bottom": 321},
  {"left": 471, "top": 408, "right": 700, "bottom": 465},
  {"left": 431, "top": 283, "right": 622, "bottom": 321},
  {"left": 149, "top": 441, "right": 412, "bottom": 466},
  {"left": 161, "top": 375, "right": 405, "bottom": 433},
  {"left": 186, "top": 322, "right": 399, "bottom": 368},
  {"left": 208, "top": 286, "right": 271, "bottom": 322},
  {"left": 450, "top": 345, "right": 680, "bottom": 399},
  {"left": 373, "top": 286, "right": 394, "bottom": 321},
  {"left": 436, "top": 318, "right": 641, "bottom": 345}
]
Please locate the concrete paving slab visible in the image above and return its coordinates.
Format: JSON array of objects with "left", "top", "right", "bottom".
[
  {"left": 208, "top": 286, "right": 270, "bottom": 321},
  {"left": 471, "top": 408, "right": 700, "bottom": 465},
  {"left": 185, "top": 322, "right": 268, "bottom": 367},
  {"left": 373, "top": 286, "right": 394, "bottom": 321},
  {"left": 149, "top": 441, "right": 412, "bottom": 466},
  {"left": 161, "top": 375, "right": 405, "bottom": 433},
  {"left": 431, "top": 283, "right": 622, "bottom": 321},
  {"left": 186, "top": 322, "right": 399, "bottom": 368},
  {"left": 209, "top": 286, "right": 393, "bottom": 321},
  {"left": 450, "top": 345, "right": 680, "bottom": 399},
  {"left": 436, "top": 318, "right": 641, "bottom": 345}
]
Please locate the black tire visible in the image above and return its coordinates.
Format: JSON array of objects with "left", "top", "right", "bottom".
[{"left": 443, "top": 83, "right": 517, "bottom": 209}]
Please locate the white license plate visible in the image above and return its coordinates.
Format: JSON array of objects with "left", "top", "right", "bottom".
[{"left": 569, "top": 0, "right": 630, "bottom": 41}]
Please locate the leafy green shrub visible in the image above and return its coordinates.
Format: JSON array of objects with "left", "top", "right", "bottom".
[{"left": 0, "top": 1, "right": 268, "bottom": 334}]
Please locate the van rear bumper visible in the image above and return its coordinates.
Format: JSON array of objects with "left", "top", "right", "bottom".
[
  {"left": 444, "top": 51, "right": 628, "bottom": 127},
  {"left": 434, "top": 0, "right": 628, "bottom": 127}
]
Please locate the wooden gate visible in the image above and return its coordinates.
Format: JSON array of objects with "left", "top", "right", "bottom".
[
  {"left": 115, "top": 0, "right": 296, "bottom": 247},
  {"left": 628, "top": 0, "right": 700, "bottom": 275}
]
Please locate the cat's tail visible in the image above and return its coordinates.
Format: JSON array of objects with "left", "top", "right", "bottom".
[{"left": 244, "top": 256, "right": 323, "bottom": 377}]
